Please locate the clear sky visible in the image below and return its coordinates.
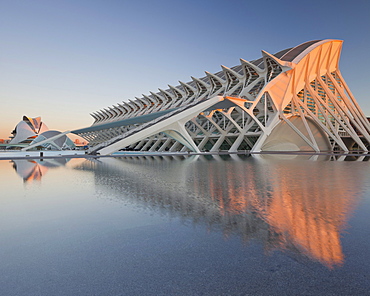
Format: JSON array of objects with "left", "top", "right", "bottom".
[{"left": 1, "top": 0, "right": 370, "bottom": 139}]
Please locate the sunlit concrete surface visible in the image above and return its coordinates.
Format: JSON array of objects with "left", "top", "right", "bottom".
[{"left": 72, "top": 40, "right": 370, "bottom": 155}]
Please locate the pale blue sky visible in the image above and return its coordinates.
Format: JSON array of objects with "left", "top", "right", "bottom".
[{"left": 1, "top": 0, "right": 370, "bottom": 138}]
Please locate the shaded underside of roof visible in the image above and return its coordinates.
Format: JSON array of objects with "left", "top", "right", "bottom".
[
  {"left": 242, "top": 40, "right": 322, "bottom": 69},
  {"left": 72, "top": 108, "right": 176, "bottom": 134},
  {"left": 280, "top": 40, "right": 322, "bottom": 62}
]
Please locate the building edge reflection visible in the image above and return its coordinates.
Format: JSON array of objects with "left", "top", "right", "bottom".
[
  {"left": 11, "top": 158, "right": 70, "bottom": 182},
  {"left": 75, "top": 155, "right": 364, "bottom": 268}
]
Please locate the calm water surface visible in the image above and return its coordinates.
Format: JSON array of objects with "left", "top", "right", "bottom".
[{"left": 0, "top": 155, "right": 370, "bottom": 295}]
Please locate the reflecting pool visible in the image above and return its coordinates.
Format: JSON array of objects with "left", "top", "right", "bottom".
[{"left": 0, "top": 155, "right": 370, "bottom": 295}]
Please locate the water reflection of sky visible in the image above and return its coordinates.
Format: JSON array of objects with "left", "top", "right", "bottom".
[
  {"left": 75, "top": 155, "right": 366, "bottom": 268},
  {"left": 1, "top": 155, "right": 370, "bottom": 295}
]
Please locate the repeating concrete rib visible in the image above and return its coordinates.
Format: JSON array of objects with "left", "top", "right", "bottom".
[{"left": 71, "top": 40, "right": 370, "bottom": 155}]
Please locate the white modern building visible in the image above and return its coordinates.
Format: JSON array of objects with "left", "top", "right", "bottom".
[
  {"left": 72, "top": 40, "right": 370, "bottom": 155},
  {"left": 9, "top": 116, "right": 49, "bottom": 145},
  {"left": 9, "top": 116, "right": 75, "bottom": 150}
]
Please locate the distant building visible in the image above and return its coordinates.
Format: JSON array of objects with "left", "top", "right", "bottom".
[
  {"left": 9, "top": 116, "right": 49, "bottom": 145},
  {"left": 31, "top": 130, "right": 75, "bottom": 150},
  {"left": 8, "top": 116, "right": 75, "bottom": 150},
  {"left": 72, "top": 39, "right": 370, "bottom": 155},
  {"left": 0, "top": 139, "right": 10, "bottom": 149}
]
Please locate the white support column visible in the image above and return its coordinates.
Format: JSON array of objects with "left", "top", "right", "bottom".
[{"left": 96, "top": 96, "right": 224, "bottom": 155}]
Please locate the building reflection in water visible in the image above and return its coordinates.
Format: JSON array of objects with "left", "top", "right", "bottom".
[
  {"left": 12, "top": 158, "right": 70, "bottom": 182},
  {"left": 76, "top": 154, "right": 365, "bottom": 268}
]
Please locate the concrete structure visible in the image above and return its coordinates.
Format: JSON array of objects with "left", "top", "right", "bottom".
[
  {"left": 30, "top": 130, "right": 75, "bottom": 150},
  {"left": 9, "top": 116, "right": 49, "bottom": 146},
  {"left": 72, "top": 40, "right": 370, "bottom": 155},
  {"left": 9, "top": 116, "right": 75, "bottom": 150}
]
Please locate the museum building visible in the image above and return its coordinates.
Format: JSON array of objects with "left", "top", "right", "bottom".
[{"left": 71, "top": 40, "right": 370, "bottom": 155}]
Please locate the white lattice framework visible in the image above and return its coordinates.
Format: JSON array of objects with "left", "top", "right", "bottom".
[{"left": 72, "top": 40, "right": 370, "bottom": 155}]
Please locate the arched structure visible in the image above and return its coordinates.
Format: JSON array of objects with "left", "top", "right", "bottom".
[
  {"left": 72, "top": 40, "right": 370, "bottom": 155},
  {"left": 30, "top": 130, "right": 75, "bottom": 150},
  {"left": 9, "top": 116, "right": 76, "bottom": 151}
]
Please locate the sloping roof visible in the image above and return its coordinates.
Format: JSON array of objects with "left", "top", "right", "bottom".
[{"left": 279, "top": 40, "right": 322, "bottom": 62}]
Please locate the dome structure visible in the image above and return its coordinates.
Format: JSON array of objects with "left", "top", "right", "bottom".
[{"left": 30, "top": 130, "right": 75, "bottom": 150}]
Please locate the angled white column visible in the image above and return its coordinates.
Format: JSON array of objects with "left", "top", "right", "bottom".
[{"left": 96, "top": 96, "right": 224, "bottom": 155}]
